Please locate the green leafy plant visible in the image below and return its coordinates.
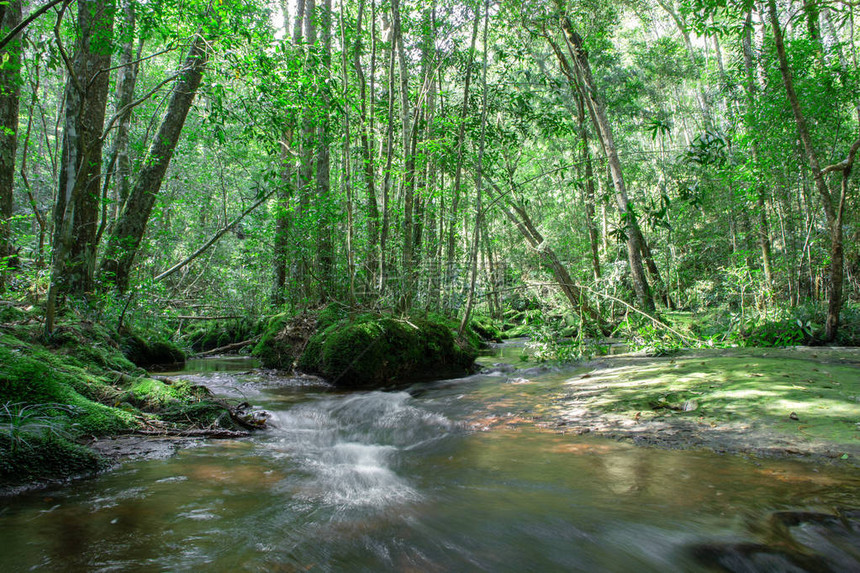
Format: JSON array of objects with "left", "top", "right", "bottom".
[{"left": 0, "top": 402, "right": 81, "bottom": 453}]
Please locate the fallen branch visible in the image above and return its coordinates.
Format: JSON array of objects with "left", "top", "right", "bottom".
[
  {"left": 175, "top": 315, "right": 244, "bottom": 321},
  {"left": 154, "top": 188, "right": 278, "bottom": 282},
  {"left": 132, "top": 428, "right": 250, "bottom": 438},
  {"left": 194, "top": 338, "right": 258, "bottom": 357}
]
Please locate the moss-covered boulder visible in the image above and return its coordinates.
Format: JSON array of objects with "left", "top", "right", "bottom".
[
  {"left": 252, "top": 304, "right": 348, "bottom": 370},
  {"left": 263, "top": 312, "right": 478, "bottom": 388},
  {"left": 120, "top": 333, "right": 186, "bottom": 368}
]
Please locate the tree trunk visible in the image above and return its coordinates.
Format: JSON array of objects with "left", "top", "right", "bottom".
[
  {"left": 459, "top": 0, "right": 489, "bottom": 335},
  {"left": 560, "top": 18, "right": 654, "bottom": 312},
  {"left": 99, "top": 35, "right": 210, "bottom": 292},
  {"left": 767, "top": 0, "right": 843, "bottom": 341},
  {"left": 50, "top": 0, "right": 115, "bottom": 300},
  {"left": 315, "top": 0, "right": 334, "bottom": 300},
  {"left": 444, "top": 9, "right": 480, "bottom": 310},
  {"left": 485, "top": 176, "right": 605, "bottom": 332},
  {"left": 742, "top": 12, "right": 774, "bottom": 291},
  {"left": 354, "top": 0, "right": 379, "bottom": 291},
  {"left": 0, "top": 0, "right": 22, "bottom": 293}
]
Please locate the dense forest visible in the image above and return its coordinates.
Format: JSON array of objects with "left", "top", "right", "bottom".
[
  {"left": 1, "top": 0, "right": 860, "bottom": 485},
  {"left": 0, "top": 0, "right": 857, "bottom": 343}
]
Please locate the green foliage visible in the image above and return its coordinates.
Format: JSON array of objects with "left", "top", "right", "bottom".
[
  {"left": 0, "top": 402, "right": 80, "bottom": 453},
  {"left": 182, "top": 318, "right": 264, "bottom": 352}
]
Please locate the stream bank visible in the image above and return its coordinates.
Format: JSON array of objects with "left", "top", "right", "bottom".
[{"left": 477, "top": 345, "right": 860, "bottom": 467}]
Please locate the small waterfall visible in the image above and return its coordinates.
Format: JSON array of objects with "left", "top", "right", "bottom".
[{"left": 265, "top": 391, "right": 455, "bottom": 509}]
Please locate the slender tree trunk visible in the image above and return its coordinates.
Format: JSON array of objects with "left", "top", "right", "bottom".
[
  {"left": 485, "top": 176, "right": 605, "bottom": 331},
  {"left": 354, "top": 0, "right": 379, "bottom": 291},
  {"left": 767, "top": 0, "right": 843, "bottom": 340},
  {"left": 315, "top": 0, "right": 334, "bottom": 300},
  {"left": 99, "top": 35, "right": 210, "bottom": 292},
  {"left": 339, "top": 0, "right": 356, "bottom": 304},
  {"left": 379, "top": 14, "right": 396, "bottom": 293},
  {"left": 741, "top": 13, "right": 774, "bottom": 291},
  {"left": 391, "top": 0, "right": 416, "bottom": 307},
  {"left": 575, "top": 94, "right": 601, "bottom": 280},
  {"left": 272, "top": 0, "right": 305, "bottom": 306},
  {"left": 459, "top": 0, "right": 489, "bottom": 335},
  {"left": 109, "top": 0, "right": 138, "bottom": 219},
  {"left": 445, "top": 9, "right": 480, "bottom": 310},
  {"left": 0, "top": 0, "right": 22, "bottom": 292},
  {"left": 560, "top": 18, "right": 654, "bottom": 312}
]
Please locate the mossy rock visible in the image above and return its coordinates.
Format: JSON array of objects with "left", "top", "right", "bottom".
[
  {"left": 253, "top": 305, "right": 347, "bottom": 370},
  {"left": 469, "top": 315, "right": 503, "bottom": 344},
  {"left": 120, "top": 333, "right": 186, "bottom": 368},
  {"left": 0, "top": 435, "right": 108, "bottom": 487},
  {"left": 307, "top": 314, "right": 478, "bottom": 388}
]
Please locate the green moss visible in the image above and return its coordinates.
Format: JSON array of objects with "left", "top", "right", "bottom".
[
  {"left": 0, "top": 435, "right": 108, "bottom": 486},
  {"left": 572, "top": 350, "right": 860, "bottom": 446},
  {"left": 160, "top": 401, "right": 238, "bottom": 429},
  {"left": 251, "top": 312, "right": 293, "bottom": 368},
  {"left": 312, "top": 314, "right": 479, "bottom": 388},
  {"left": 120, "top": 333, "right": 186, "bottom": 367},
  {"left": 0, "top": 343, "right": 136, "bottom": 437},
  {"left": 470, "top": 315, "right": 504, "bottom": 343}
]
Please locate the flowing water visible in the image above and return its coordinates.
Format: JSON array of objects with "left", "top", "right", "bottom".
[{"left": 1, "top": 356, "right": 859, "bottom": 572}]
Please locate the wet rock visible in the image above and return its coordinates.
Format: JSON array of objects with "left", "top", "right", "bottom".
[{"left": 688, "top": 541, "right": 834, "bottom": 572}]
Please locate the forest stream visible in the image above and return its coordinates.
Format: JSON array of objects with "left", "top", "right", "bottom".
[{"left": 0, "top": 349, "right": 859, "bottom": 572}]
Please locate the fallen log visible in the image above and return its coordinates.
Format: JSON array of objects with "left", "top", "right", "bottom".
[
  {"left": 133, "top": 428, "right": 250, "bottom": 438},
  {"left": 194, "top": 338, "right": 258, "bottom": 357}
]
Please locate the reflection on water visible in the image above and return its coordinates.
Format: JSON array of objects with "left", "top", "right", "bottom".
[{"left": 0, "top": 361, "right": 858, "bottom": 572}]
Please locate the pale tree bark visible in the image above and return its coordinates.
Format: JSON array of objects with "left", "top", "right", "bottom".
[
  {"left": 459, "top": 0, "right": 489, "bottom": 335},
  {"left": 445, "top": 9, "right": 480, "bottom": 309},
  {"left": 99, "top": 35, "right": 210, "bottom": 292},
  {"left": 338, "top": 0, "right": 356, "bottom": 304},
  {"left": 391, "top": 0, "right": 417, "bottom": 307},
  {"left": 0, "top": 0, "right": 22, "bottom": 292},
  {"left": 379, "top": 9, "right": 396, "bottom": 292},
  {"left": 559, "top": 18, "right": 655, "bottom": 312},
  {"left": 315, "top": 0, "right": 334, "bottom": 299},
  {"left": 107, "top": 0, "right": 139, "bottom": 221},
  {"left": 767, "top": 0, "right": 848, "bottom": 341},
  {"left": 741, "top": 11, "right": 774, "bottom": 291}
]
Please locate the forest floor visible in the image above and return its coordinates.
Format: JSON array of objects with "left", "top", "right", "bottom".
[{"left": 476, "top": 346, "right": 860, "bottom": 467}]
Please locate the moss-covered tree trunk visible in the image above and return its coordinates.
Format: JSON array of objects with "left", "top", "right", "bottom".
[
  {"left": 99, "top": 35, "right": 210, "bottom": 292},
  {"left": 0, "top": 1, "right": 22, "bottom": 293}
]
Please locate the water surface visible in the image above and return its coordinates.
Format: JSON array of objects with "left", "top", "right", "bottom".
[{"left": 1, "top": 358, "right": 858, "bottom": 572}]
